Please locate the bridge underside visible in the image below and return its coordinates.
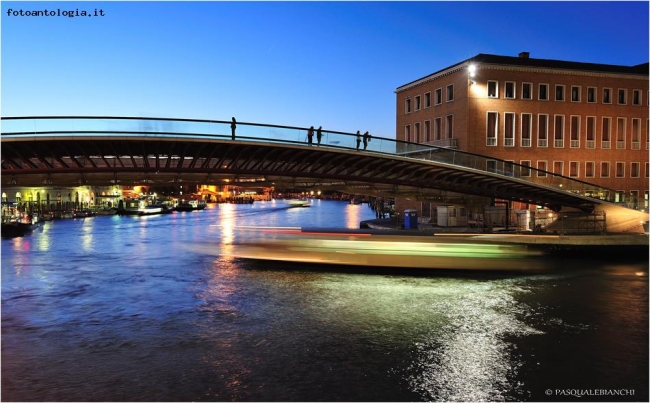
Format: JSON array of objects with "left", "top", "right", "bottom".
[{"left": 2, "top": 137, "right": 597, "bottom": 210}]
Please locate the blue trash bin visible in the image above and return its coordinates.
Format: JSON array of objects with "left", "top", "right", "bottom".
[{"left": 403, "top": 209, "right": 418, "bottom": 230}]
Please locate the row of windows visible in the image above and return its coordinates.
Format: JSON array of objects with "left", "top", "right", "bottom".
[
  {"left": 404, "top": 114, "right": 650, "bottom": 149},
  {"left": 486, "top": 82, "right": 646, "bottom": 105},
  {"left": 505, "top": 160, "right": 650, "bottom": 179},
  {"left": 404, "top": 116, "right": 454, "bottom": 142},
  {"left": 404, "top": 84, "right": 648, "bottom": 113},
  {"left": 486, "top": 113, "right": 649, "bottom": 149},
  {"left": 405, "top": 85, "right": 454, "bottom": 113}
]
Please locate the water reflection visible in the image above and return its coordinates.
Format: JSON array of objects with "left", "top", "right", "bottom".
[
  {"left": 1, "top": 201, "right": 647, "bottom": 402},
  {"left": 345, "top": 203, "right": 362, "bottom": 228},
  {"left": 408, "top": 281, "right": 542, "bottom": 401},
  {"left": 80, "top": 219, "right": 94, "bottom": 252}
]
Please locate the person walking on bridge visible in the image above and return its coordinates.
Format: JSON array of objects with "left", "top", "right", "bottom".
[
  {"left": 231, "top": 117, "right": 236, "bottom": 140},
  {"left": 316, "top": 126, "right": 323, "bottom": 146},
  {"left": 363, "top": 131, "right": 371, "bottom": 150},
  {"left": 356, "top": 131, "right": 361, "bottom": 150}
]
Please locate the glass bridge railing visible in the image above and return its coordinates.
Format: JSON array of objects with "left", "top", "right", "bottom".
[{"left": 1, "top": 116, "right": 646, "bottom": 211}]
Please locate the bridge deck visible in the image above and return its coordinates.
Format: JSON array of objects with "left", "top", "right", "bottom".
[{"left": 1, "top": 116, "right": 645, "bottom": 213}]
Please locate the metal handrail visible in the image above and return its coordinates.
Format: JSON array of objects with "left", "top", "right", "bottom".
[{"left": 1, "top": 116, "right": 646, "bottom": 211}]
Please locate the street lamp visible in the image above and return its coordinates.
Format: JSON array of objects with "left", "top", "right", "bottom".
[{"left": 468, "top": 64, "right": 476, "bottom": 85}]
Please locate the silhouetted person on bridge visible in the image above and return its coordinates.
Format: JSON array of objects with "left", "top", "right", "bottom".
[
  {"left": 316, "top": 126, "right": 322, "bottom": 146},
  {"left": 363, "top": 131, "right": 371, "bottom": 150},
  {"left": 231, "top": 117, "right": 236, "bottom": 140},
  {"left": 307, "top": 126, "right": 314, "bottom": 145},
  {"left": 356, "top": 131, "right": 361, "bottom": 150}
]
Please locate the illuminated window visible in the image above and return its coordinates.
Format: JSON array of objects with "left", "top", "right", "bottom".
[
  {"left": 570, "top": 116, "right": 580, "bottom": 148},
  {"left": 504, "top": 113, "right": 515, "bottom": 146},
  {"left": 538, "top": 114, "right": 548, "bottom": 147},
  {"left": 586, "top": 116, "right": 596, "bottom": 148},
  {"left": 617, "top": 118, "right": 626, "bottom": 149},
  {"left": 602, "top": 117, "right": 611, "bottom": 148},
  {"left": 521, "top": 113, "right": 532, "bottom": 147},
  {"left": 632, "top": 118, "right": 641, "bottom": 149},
  {"left": 487, "top": 81, "right": 498, "bottom": 98},
  {"left": 486, "top": 112, "right": 498, "bottom": 146},
  {"left": 554, "top": 115, "right": 564, "bottom": 148}
]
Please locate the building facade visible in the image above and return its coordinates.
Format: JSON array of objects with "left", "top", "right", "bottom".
[{"left": 395, "top": 53, "right": 649, "bottom": 213}]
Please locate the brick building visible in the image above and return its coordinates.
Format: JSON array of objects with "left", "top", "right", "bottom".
[{"left": 395, "top": 53, "right": 649, "bottom": 223}]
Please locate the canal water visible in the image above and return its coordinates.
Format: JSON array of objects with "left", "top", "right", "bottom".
[{"left": 2, "top": 200, "right": 648, "bottom": 402}]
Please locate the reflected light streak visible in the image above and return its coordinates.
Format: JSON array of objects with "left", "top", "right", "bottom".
[
  {"left": 81, "top": 221, "right": 94, "bottom": 252},
  {"left": 217, "top": 203, "right": 237, "bottom": 259},
  {"left": 36, "top": 227, "right": 51, "bottom": 251},
  {"left": 345, "top": 204, "right": 361, "bottom": 229}
]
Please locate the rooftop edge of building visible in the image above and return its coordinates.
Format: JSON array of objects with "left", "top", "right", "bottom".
[{"left": 395, "top": 52, "right": 649, "bottom": 93}]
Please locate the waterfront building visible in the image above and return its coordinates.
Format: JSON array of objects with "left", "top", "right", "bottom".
[{"left": 395, "top": 52, "right": 649, "bottom": 226}]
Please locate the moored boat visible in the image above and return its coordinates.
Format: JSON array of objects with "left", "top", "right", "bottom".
[
  {"left": 73, "top": 209, "right": 96, "bottom": 218},
  {"left": 1, "top": 214, "right": 44, "bottom": 238},
  {"left": 175, "top": 200, "right": 206, "bottom": 211}
]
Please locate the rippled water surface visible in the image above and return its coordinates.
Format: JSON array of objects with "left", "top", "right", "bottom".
[{"left": 2, "top": 200, "right": 648, "bottom": 401}]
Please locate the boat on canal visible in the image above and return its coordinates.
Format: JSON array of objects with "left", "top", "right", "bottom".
[
  {"left": 184, "top": 227, "right": 548, "bottom": 271},
  {"left": 117, "top": 198, "right": 175, "bottom": 216},
  {"left": 287, "top": 199, "right": 311, "bottom": 208},
  {"left": 1, "top": 213, "right": 44, "bottom": 238},
  {"left": 175, "top": 200, "right": 207, "bottom": 212}
]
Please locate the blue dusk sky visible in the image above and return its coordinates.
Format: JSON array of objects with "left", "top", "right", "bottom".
[{"left": 1, "top": 1, "right": 648, "bottom": 138}]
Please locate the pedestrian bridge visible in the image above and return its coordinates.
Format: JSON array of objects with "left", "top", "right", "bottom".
[{"left": 1, "top": 116, "right": 648, "bottom": 232}]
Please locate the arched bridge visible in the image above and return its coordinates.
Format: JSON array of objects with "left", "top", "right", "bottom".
[{"left": 1, "top": 117, "right": 646, "bottom": 215}]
